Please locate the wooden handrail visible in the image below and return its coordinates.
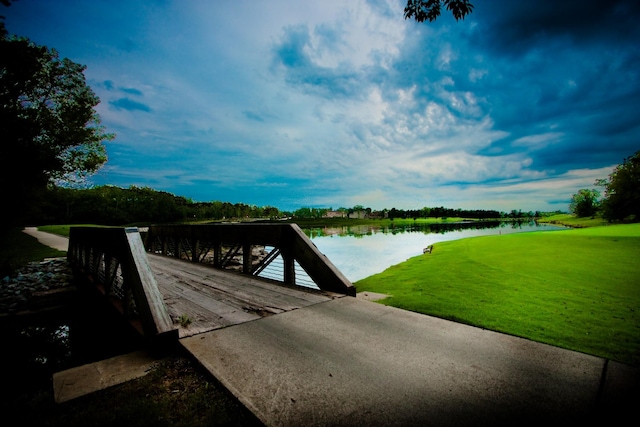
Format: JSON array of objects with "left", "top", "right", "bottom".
[
  {"left": 145, "top": 223, "right": 356, "bottom": 296},
  {"left": 67, "top": 227, "right": 178, "bottom": 346}
]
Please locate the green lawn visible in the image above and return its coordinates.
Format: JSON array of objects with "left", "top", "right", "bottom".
[{"left": 356, "top": 224, "right": 640, "bottom": 366}]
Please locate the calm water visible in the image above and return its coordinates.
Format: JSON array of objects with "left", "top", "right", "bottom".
[{"left": 305, "top": 221, "right": 566, "bottom": 282}]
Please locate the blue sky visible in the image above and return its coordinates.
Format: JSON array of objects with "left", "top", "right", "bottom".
[{"left": 5, "top": 0, "right": 640, "bottom": 212}]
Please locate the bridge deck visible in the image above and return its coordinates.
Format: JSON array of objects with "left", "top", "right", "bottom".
[{"left": 148, "top": 254, "right": 345, "bottom": 338}]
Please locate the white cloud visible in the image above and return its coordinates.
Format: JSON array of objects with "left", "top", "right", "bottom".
[
  {"left": 436, "top": 43, "right": 456, "bottom": 70},
  {"left": 512, "top": 132, "right": 564, "bottom": 149},
  {"left": 469, "top": 68, "right": 488, "bottom": 82}
]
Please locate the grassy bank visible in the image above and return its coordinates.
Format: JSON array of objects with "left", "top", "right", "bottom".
[
  {"left": 281, "top": 216, "right": 479, "bottom": 228},
  {"left": 37, "top": 217, "right": 496, "bottom": 235},
  {"left": 537, "top": 213, "right": 609, "bottom": 228},
  {"left": 356, "top": 224, "right": 640, "bottom": 366},
  {"left": 38, "top": 224, "right": 99, "bottom": 237},
  {"left": 0, "top": 227, "right": 66, "bottom": 277}
]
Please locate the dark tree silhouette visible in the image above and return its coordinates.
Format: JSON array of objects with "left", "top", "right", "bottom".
[
  {"left": 404, "top": 0, "right": 474, "bottom": 22},
  {"left": 569, "top": 189, "right": 600, "bottom": 217},
  {"left": 599, "top": 150, "right": 640, "bottom": 221},
  {"left": 1, "top": 4, "right": 113, "bottom": 224}
]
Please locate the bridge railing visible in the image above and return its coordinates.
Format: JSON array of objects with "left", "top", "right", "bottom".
[
  {"left": 67, "top": 226, "right": 178, "bottom": 346},
  {"left": 144, "top": 223, "right": 356, "bottom": 296}
]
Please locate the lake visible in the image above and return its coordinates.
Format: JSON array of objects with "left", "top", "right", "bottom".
[{"left": 305, "top": 221, "right": 566, "bottom": 282}]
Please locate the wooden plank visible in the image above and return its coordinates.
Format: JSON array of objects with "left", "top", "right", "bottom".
[
  {"left": 159, "top": 275, "right": 259, "bottom": 338},
  {"left": 154, "top": 269, "right": 262, "bottom": 322},
  {"left": 147, "top": 253, "right": 343, "bottom": 337},
  {"left": 162, "top": 295, "right": 244, "bottom": 338},
  {"left": 154, "top": 264, "right": 297, "bottom": 316},
  {"left": 148, "top": 255, "right": 335, "bottom": 310}
]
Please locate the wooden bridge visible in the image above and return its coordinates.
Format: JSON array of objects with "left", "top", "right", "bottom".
[
  {"left": 66, "top": 224, "right": 355, "bottom": 346},
  {"left": 62, "top": 224, "right": 640, "bottom": 426}
]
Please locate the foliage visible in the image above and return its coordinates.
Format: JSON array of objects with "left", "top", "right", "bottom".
[
  {"left": 599, "top": 150, "right": 640, "bottom": 221},
  {"left": 356, "top": 224, "right": 640, "bottom": 366},
  {"left": 404, "top": 0, "right": 474, "bottom": 22},
  {"left": 0, "top": 25, "right": 113, "bottom": 224},
  {"left": 569, "top": 188, "right": 600, "bottom": 217},
  {"left": 293, "top": 206, "right": 329, "bottom": 219},
  {"left": 178, "top": 314, "right": 192, "bottom": 328},
  {"left": 42, "top": 185, "right": 190, "bottom": 225},
  {"left": 29, "top": 185, "right": 545, "bottom": 226},
  {"left": 386, "top": 206, "right": 513, "bottom": 220},
  {"left": 31, "top": 185, "right": 287, "bottom": 226}
]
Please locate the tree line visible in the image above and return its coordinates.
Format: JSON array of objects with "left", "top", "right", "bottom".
[
  {"left": 569, "top": 150, "right": 639, "bottom": 221},
  {"left": 24, "top": 185, "right": 555, "bottom": 226},
  {"left": 31, "top": 186, "right": 283, "bottom": 226},
  {"left": 292, "top": 206, "right": 543, "bottom": 220},
  {"left": 28, "top": 148, "right": 636, "bottom": 226},
  {"left": 385, "top": 207, "right": 537, "bottom": 220}
]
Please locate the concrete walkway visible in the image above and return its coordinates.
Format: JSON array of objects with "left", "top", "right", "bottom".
[
  {"left": 23, "top": 227, "right": 69, "bottom": 252},
  {"left": 182, "top": 297, "right": 639, "bottom": 426},
  {"left": 52, "top": 351, "right": 158, "bottom": 403}
]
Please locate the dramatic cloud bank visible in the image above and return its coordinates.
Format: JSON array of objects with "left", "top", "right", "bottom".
[{"left": 5, "top": 0, "right": 640, "bottom": 211}]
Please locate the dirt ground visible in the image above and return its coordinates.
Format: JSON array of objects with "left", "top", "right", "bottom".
[{"left": 1, "top": 351, "right": 263, "bottom": 427}]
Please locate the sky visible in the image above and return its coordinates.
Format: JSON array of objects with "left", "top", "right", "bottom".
[{"left": 4, "top": 0, "right": 640, "bottom": 212}]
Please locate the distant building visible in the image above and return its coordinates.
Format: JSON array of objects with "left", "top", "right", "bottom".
[
  {"left": 348, "top": 210, "right": 368, "bottom": 219},
  {"left": 324, "top": 210, "right": 346, "bottom": 218}
]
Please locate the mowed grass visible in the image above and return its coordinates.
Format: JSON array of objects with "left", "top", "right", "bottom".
[
  {"left": 356, "top": 224, "right": 640, "bottom": 366},
  {"left": 39, "top": 224, "right": 106, "bottom": 237}
]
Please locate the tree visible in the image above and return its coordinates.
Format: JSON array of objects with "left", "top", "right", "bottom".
[
  {"left": 1, "top": 25, "right": 113, "bottom": 223},
  {"left": 569, "top": 189, "right": 600, "bottom": 217},
  {"left": 598, "top": 150, "right": 640, "bottom": 221},
  {"left": 404, "top": 0, "right": 474, "bottom": 23}
]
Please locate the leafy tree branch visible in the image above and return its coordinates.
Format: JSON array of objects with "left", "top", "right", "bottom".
[{"left": 404, "top": 0, "right": 474, "bottom": 22}]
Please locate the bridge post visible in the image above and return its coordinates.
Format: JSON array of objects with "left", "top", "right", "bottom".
[
  {"left": 177, "top": 237, "right": 184, "bottom": 260},
  {"left": 243, "top": 243, "right": 252, "bottom": 274},
  {"left": 213, "top": 240, "right": 222, "bottom": 267},
  {"left": 191, "top": 237, "right": 199, "bottom": 263},
  {"left": 161, "top": 237, "right": 168, "bottom": 256},
  {"left": 103, "top": 255, "right": 115, "bottom": 296},
  {"left": 122, "top": 228, "right": 176, "bottom": 340},
  {"left": 281, "top": 236, "right": 295, "bottom": 285},
  {"left": 283, "top": 255, "right": 295, "bottom": 285},
  {"left": 68, "top": 227, "right": 179, "bottom": 350}
]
